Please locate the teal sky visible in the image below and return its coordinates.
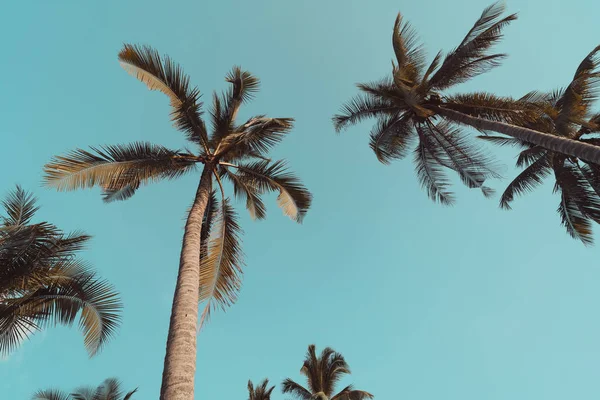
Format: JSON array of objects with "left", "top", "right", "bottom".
[{"left": 2, "top": 0, "right": 600, "bottom": 398}]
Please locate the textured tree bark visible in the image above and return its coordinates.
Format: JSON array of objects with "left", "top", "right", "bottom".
[
  {"left": 435, "top": 107, "right": 600, "bottom": 165},
  {"left": 160, "top": 166, "right": 213, "bottom": 400}
]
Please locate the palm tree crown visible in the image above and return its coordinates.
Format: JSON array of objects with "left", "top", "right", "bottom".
[
  {"left": 482, "top": 46, "right": 600, "bottom": 245},
  {"left": 282, "top": 345, "right": 373, "bottom": 400},
  {"left": 248, "top": 379, "right": 275, "bottom": 400},
  {"left": 33, "top": 378, "right": 137, "bottom": 400},
  {"left": 334, "top": 2, "right": 600, "bottom": 204},
  {"left": 0, "top": 186, "right": 121, "bottom": 357}
]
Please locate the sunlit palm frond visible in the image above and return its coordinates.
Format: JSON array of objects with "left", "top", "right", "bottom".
[
  {"left": 428, "top": 1, "right": 516, "bottom": 90},
  {"left": 392, "top": 13, "right": 426, "bottom": 84},
  {"left": 499, "top": 155, "right": 551, "bottom": 209},
  {"left": 198, "top": 194, "right": 244, "bottom": 328},
  {"left": 118, "top": 44, "right": 208, "bottom": 147},
  {"left": 43, "top": 142, "right": 197, "bottom": 193},
  {"left": 333, "top": 95, "right": 398, "bottom": 132},
  {"left": 369, "top": 115, "right": 415, "bottom": 164},
  {"left": 443, "top": 92, "right": 533, "bottom": 123},
  {"left": 224, "top": 160, "right": 312, "bottom": 223},
  {"left": 556, "top": 46, "right": 600, "bottom": 134}
]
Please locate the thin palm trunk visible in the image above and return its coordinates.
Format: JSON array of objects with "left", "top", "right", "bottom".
[
  {"left": 435, "top": 107, "right": 600, "bottom": 164},
  {"left": 160, "top": 165, "right": 213, "bottom": 400}
]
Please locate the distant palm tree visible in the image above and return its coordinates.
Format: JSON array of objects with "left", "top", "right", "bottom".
[
  {"left": 481, "top": 46, "right": 600, "bottom": 245},
  {"left": 0, "top": 186, "right": 121, "bottom": 357},
  {"left": 334, "top": 2, "right": 600, "bottom": 204},
  {"left": 33, "top": 378, "right": 137, "bottom": 400},
  {"left": 248, "top": 379, "right": 275, "bottom": 400},
  {"left": 44, "top": 45, "right": 312, "bottom": 400},
  {"left": 282, "top": 345, "right": 373, "bottom": 400}
]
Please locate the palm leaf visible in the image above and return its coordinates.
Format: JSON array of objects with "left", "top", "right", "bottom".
[
  {"left": 499, "top": 155, "right": 551, "bottom": 209},
  {"left": 220, "top": 168, "right": 266, "bottom": 220},
  {"left": 414, "top": 131, "right": 455, "bottom": 205},
  {"left": 333, "top": 95, "right": 398, "bottom": 132},
  {"left": 225, "top": 160, "right": 312, "bottom": 222},
  {"left": 118, "top": 44, "right": 208, "bottom": 147},
  {"left": 32, "top": 389, "right": 71, "bottom": 400},
  {"left": 392, "top": 13, "right": 426, "bottom": 83},
  {"left": 331, "top": 386, "right": 374, "bottom": 400},
  {"left": 369, "top": 115, "right": 415, "bottom": 164},
  {"left": 281, "top": 379, "right": 312, "bottom": 400},
  {"left": 44, "top": 142, "right": 197, "bottom": 193},
  {"left": 558, "top": 191, "right": 594, "bottom": 245},
  {"left": 2, "top": 186, "right": 39, "bottom": 227},
  {"left": 198, "top": 196, "right": 244, "bottom": 329}
]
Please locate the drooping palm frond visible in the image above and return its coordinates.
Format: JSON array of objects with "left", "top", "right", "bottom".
[
  {"left": 43, "top": 142, "right": 197, "bottom": 194},
  {"left": 414, "top": 131, "right": 455, "bottom": 205},
  {"left": 558, "top": 191, "right": 594, "bottom": 245},
  {"left": 515, "top": 146, "right": 547, "bottom": 168},
  {"left": 428, "top": 2, "right": 517, "bottom": 90},
  {"left": 222, "top": 160, "right": 312, "bottom": 223},
  {"left": 282, "top": 379, "right": 313, "bottom": 400},
  {"left": 198, "top": 192, "right": 244, "bottom": 328},
  {"left": 220, "top": 168, "right": 267, "bottom": 220},
  {"left": 118, "top": 44, "right": 208, "bottom": 148},
  {"left": 369, "top": 115, "right": 415, "bottom": 164},
  {"left": 499, "top": 155, "right": 551, "bottom": 209}
]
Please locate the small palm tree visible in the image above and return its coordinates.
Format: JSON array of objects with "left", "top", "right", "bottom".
[
  {"left": 33, "top": 378, "right": 137, "bottom": 400},
  {"left": 482, "top": 46, "right": 600, "bottom": 245},
  {"left": 334, "top": 2, "right": 600, "bottom": 204},
  {"left": 44, "top": 45, "right": 311, "bottom": 400},
  {"left": 0, "top": 186, "right": 121, "bottom": 357},
  {"left": 248, "top": 379, "right": 275, "bottom": 400},
  {"left": 282, "top": 345, "right": 373, "bottom": 400}
]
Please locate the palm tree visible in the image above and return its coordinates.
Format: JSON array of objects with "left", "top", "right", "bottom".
[
  {"left": 33, "top": 378, "right": 137, "bottom": 400},
  {"left": 0, "top": 186, "right": 121, "bottom": 357},
  {"left": 248, "top": 379, "right": 275, "bottom": 400},
  {"left": 481, "top": 46, "right": 600, "bottom": 245},
  {"left": 44, "top": 44, "right": 312, "bottom": 400},
  {"left": 282, "top": 345, "right": 373, "bottom": 400},
  {"left": 334, "top": 2, "right": 600, "bottom": 204}
]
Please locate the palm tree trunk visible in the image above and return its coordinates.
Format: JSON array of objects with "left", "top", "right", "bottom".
[
  {"left": 435, "top": 107, "right": 600, "bottom": 165},
  {"left": 160, "top": 165, "right": 213, "bottom": 400}
]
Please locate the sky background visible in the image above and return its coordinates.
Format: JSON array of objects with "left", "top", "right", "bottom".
[{"left": 2, "top": 0, "right": 600, "bottom": 398}]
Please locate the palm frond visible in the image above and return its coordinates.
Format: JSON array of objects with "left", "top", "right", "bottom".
[
  {"left": 414, "top": 132, "right": 455, "bottom": 205},
  {"left": 225, "top": 160, "right": 312, "bottom": 222},
  {"left": 499, "top": 155, "right": 551, "bottom": 209},
  {"left": 2, "top": 186, "right": 39, "bottom": 227},
  {"left": 556, "top": 46, "right": 600, "bottom": 134},
  {"left": 32, "top": 389, "right": 71, "bottom": 400},
  {"left": 118, "top": 44, "right": 208, "bottom": 147},
  {"left": 515, "top": 146, "right": 547, "bottom": 168},
  {"left": 392, "top": 13, "right": 426, "bottom": 83},
  {"left": 281, "top": 379, "right": 312, "bottom": 400},
  {"left": 333, "top": 95, "right": 398, "bottom": 132},
  {"left": 369, "top": 115, "right": 415, "bottom": 164},
  {"left": 198, "top": 195, "right": 244, "bottom": 328},
  {"left": 331, "top": 386, "right": 374, "bottom": 400},
  {"left": 44, "top": 142, "right": 197, "bottom": 194},
  {"left": 220, "top": 168, "right": 267, "bottom": 220},
  {"left": 428, "top": 2, "right": 516, "bottom": 90},
  {"left": 558, "top": 191, "right": 594, "bottom": 245},
  {"left": 443, "top": 92, "right": 533, "bottom": 123},
  {"left": 476, "top": 135, "right": 532, "bottom": 148}
]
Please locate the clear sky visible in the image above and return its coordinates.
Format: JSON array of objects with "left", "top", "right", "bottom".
[{"left": 2, "top": 0, "right": 600, "bottom": 399}]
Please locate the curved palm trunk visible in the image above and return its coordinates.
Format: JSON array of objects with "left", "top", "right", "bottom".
[
  {"left": 435, "top": 107, "right": 600, "bottom": 165},
  {"left": 160, "top": 166, "right": 213, "bottom": 400}
]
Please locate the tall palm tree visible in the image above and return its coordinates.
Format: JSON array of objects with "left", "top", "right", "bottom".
[
  {"left": 334, "top": 2, "right": 600, "bottom": 204},
  {"left": 481, "top": 46, "right": 600, "bottom": 245},
  {"left": 44, "top": 45, "right": 312, "bottom": 400},
  {"left": 33, "top": 378, "right": 137, "bottom": 400},
  {"left": 282, "top": 345, "right": 373, "bottom": 400},
  {"left": 0, "top": 186, "right": 121, "bottom": 357},
  {"left": 248, "top": 379, "right": 275, "bottom": 400}
]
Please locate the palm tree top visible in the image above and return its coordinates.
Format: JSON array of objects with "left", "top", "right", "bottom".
[
  {"left": 282, "top": 344, "right": 373, "bottom": 400},
  {"left": 333, "top": 2, "right": 527, "bottom": 204},
  {"left": 33, "top": 378, "right": 137, "bottom": 400},
  {"left": 248, "top": 379, "right": 275, "bottom": 400},
  {"left": 0, "top": 186, "right": 121, "bottom": 357}
]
